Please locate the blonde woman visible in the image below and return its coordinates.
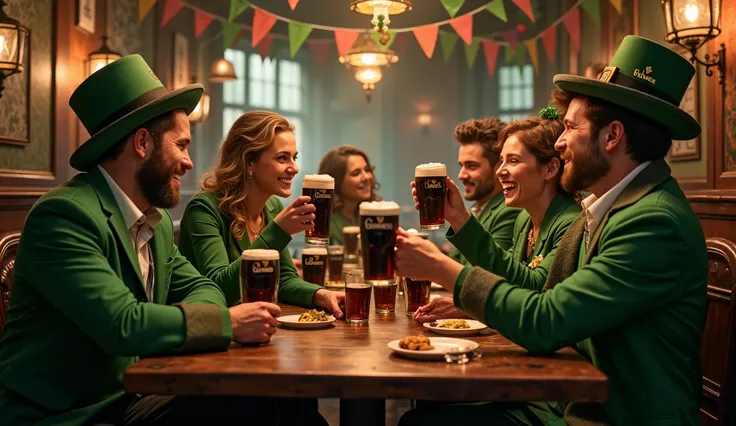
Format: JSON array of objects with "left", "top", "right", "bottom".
[{"left": 178, "top": 111, "right": 344, "bottom": 317}]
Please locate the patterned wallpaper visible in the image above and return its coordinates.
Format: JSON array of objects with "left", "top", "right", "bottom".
[
  {"left": 0, "top": 0, "right": 52, "bottom": 172},
  {"left": 111, "top": 0, "right": 142, "bottom": 57},
  {"left": 723, "top": 0, "right": 736, "bottom": 172}
]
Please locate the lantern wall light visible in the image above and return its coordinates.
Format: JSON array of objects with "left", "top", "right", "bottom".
[
  {"left": 660, "top": 0, "right": 725, "bottom": 86},
  {"left": 339, "top": 32, "right": 399, "bottom": 103},
  {"left": 87, "top": 0, "right": 121, "bottom": 77},
  {"left": 209, "top": 57, "right": 237, "bottom": 83},
  {"left": 189, "top": 75, "right": 210, "bottom": 123},
  {"left": 350, "top": 0, "right": 412, "bottom": 34},
  {"left": 0, "top": 0, "right": 29, "bottom": 100}
]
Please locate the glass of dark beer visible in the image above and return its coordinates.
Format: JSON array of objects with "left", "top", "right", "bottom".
[
  {"left": 303, "top": 174, "right": 335, "bottom": 246},
  {"left": 240, "top": 249, "right": 280, "bottom": 303},
  {"left": 327, "top": 245, "right": 344, "bottom": 282},
  {"left": 415, "top": 163, "right": 447, "bottom": 230},
  {"left": 360, "top": 201, "right": 399, "bottom": 313},
  {"left": 302, "top": 247, "right": 327, "bottom": 286},
  {"left": 401, "top": 229, "right": 431, "bottom": 316},
  {"left": 342, "top": 226, "right": 361, "bottom": 265},
  {"left": 344, "top": 269, "right": 371, "bottom": 325}
]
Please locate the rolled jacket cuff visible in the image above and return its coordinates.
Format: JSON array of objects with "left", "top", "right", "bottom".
[
  {"left": 175, "top": 303, "right": 232, "bottom": 352},
  {"left": 455, "top": 267, "right": 506, "bottom": 324}
]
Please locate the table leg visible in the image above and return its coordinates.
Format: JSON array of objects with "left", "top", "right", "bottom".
[{"left": 339, "top": 399, "right": 385, "bottom": 426}]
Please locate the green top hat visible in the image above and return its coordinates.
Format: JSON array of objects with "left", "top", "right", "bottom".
[
  {"left": 69, "top": 54, "right": 203, "bottom": 171},
  {"left": 554, "top": 35, "right": 700, "bottom": 140}
]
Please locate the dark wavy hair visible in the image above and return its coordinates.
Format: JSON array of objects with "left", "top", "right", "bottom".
[{"left": 317, "top": 145, "right": 381, "bottom": 214}]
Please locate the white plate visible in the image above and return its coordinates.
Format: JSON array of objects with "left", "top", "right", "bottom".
[
  {"left": 430, "top": 283, "right": 443, "bottom": 290},
  {"left": 324, "top": 280, "right": 345, "bottom": 289},
  {"left": 277, "top": 314, "right": 336, "bottom": 330},
  {"left": 387, "top": 337, "right": 479, "bottom": 361},
  {"left": 423, "top": 319, "right": 488, "bottom": 337}
]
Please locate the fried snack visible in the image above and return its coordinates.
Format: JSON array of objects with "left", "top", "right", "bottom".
[
  {"left": 438, "top": 319, "right": 470, "bottom": 329},
  {"left": 298, "top": 309, "right": 331, "bottom": 322},
  {"left": 398, "top": 335, "right": 435, "bottom": 351}
]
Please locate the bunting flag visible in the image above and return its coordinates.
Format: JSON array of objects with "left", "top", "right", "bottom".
[
  {"left": 194, "top": 10, "right": 214, "bottom": 37},
  {"left": 288, "top": 0, "right": 300, "bottom": 10},
  {"left": 441, "top": 0, "right": 465, "bottom": 18},
  {"left": 581, "top": 0, "right": 601, "bottom": 25},
  {"left": 525, "top": 38, "right": 539, "bottom": 73},
  {"left": 307, "top": 40, "right": 330, "bottom": 64},
  {"left": 233, "top": 27, "right": 248, "bottom": 48},
  {"left": 223, "top": 21, "right": 242, "bottom": 49},
  {"left": 563, "top": 6, "right": 581, "bottom": 52},
  {"left": 515, "top": 42, "right": 527, "bottom": 69},
  {"left": 511, "top": 0, "right": 535, "bottom": 23},
  {"left": 161, "top": 0, "right": 183, "bottom": 27},
  {"left": 609, "top": 0, "right": 623, "bottom": 13},
  {"left": 334, "top": 30, "right": 360, "bottom": 57},
  {"left": 487, "top": 0, "right": 507, "bottom": 22},
  {"left": 501, "top": 29, "right": 517, "bottom": 51},
  {"left": 465, "top": 39, "right": 480, "bottom": 68},
  {"left": 139, "top": 0, "right": 156, "bottom": 22},
  {"left": 482, "top": 40, "right": 500, "bottom": 76},
  {"left": 439, "top": 31, "right": 459, "bottom": 62},
  {"left": 449, "top": 14, "right": 473, "bottom": 45},
  {"left": 413, "top": 25, "right": 439, "bottom": 59},
  {"left": 540, "top": 25, "right": 556, "bottom": 63},
  {"left": 257, "top": 34, "right": 275, "bottom": 60},
  {"left": 252, "top": 8, "right": 278, "bottom": 47},
  {"left": 370, "top": 30, "right": 398, "bottom": 52},
  {"left": 504, "top": 44, "right": 515, "bottom": 63},
  {"left": 229, "top": 0, "right": 250, "bottom": 22},
  {"left": 288, "top": 21, "right": 313, "bottom": 57}
]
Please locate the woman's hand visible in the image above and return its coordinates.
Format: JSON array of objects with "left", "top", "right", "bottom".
[
  {"left": 395, "top": 228, "right": 465, "bottom": 291},
  {"left": 411, "top": 178, "right": 471, "bottom": 231},
  {"left": 413, "top": 296, "right": 471, "bottom": 324},
  {"left": 274, "top": 196, "right": 316, "bottom": 236},
  {"left": 313, "top": 289, "right": 345, "bottom": 319}
]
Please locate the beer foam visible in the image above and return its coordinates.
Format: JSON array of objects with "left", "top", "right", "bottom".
[
  {"left": 328, "top": 245, "right": 344, "bottom": 254},
  {"left": 302, "top": 174, "right": 335, "bottom": 189},
  {"left": 302, "top": 247, "right": 327, "bottom": 256},
  {"left": 343, "top": 226, "right": 360, "bottom": 234},
  {"left": 241, "top": 249, "right": 280, "bottom": 261},
  {"left": 415, "top": 162, "right": 447, "bottom": 177},
  {"left": 359, "top": 201, "right": 400, "bottom": 216}
]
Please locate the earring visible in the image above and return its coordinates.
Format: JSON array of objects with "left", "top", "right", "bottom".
[{"left": 248, "top": 170, "right": 253, "bottom": 179}]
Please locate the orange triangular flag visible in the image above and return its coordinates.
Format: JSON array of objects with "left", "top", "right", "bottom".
[
  {"left": 511, "top": 0, "right": 535, "bottom": 22},
  {"left": 288, "top": 0, "right": 299, "bottom": 10},
  {"left": 525, "top": 39, "right": 539, "bottom": 73},
  {"left": 252, "top": 8, "right": 278, "bottom": 47},
  {"left": 161, "top": 0, "right": 184, "bottom": 27},
  {"left": 194, "top": 10, "right": 214, "bottom": 38},
  {"left": 139, "top": 0, "right": 156, "bottom": 22},
  {"left": 307, "top": 40, "right": 330, "bottom": 64},
  {"left": 609, "top": 0, "right": 622, "bottom": 13},
  {"left": 413, "top": 25, "right": 439, "bottom": 59},
  {"left": 257, "top": 35, "right": 275, "bottom": 59},
  {"left": 563, "top": 7, "right": 581, "bottom": 52},
  {"left": 334, "top": 30, "right": 360, "bottom": 57},
  {"left": 449, "top": 14, "right": 473, "bottom": 45},
  {"left": 541, "top": 25, "right": 556, "bottom": 63},
  {"left": 482, "top": 40, "right": 500, "bottom": 76}
]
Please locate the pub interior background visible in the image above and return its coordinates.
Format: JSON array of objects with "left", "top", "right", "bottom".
[{"left": 1, "top": 0, "right": 736, "bottom": 423}]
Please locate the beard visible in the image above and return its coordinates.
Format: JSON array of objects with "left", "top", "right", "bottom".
[
  {"left": 560, "top": 136, "right": 611, "bottom": 194},
  {"left": 136, "top": 145, "right": 181, "bottom": 209},
  {"left": 464, "top": 176, "right": 496, "bottom": 201}
]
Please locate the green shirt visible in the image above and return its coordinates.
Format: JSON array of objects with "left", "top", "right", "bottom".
[
  {"left": 178, "top": 191, "right": 322, "bottom": 308},
  {"left": 329, "top": 208, "right": 359, "bottom": 246}
]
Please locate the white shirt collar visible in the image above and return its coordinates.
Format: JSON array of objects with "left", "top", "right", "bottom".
[
  {"left": 98, "top": 165, "right": 162, "bottom": 231},
  {"left": 581, "top": 161, "right": 651, "bottom": 234}
]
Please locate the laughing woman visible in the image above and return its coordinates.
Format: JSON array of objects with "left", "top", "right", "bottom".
[
  {"left": 178, "top": 111, "right": 344, "bottom": 316},
  {"left": 405, "top": 108, "right": 581, "bottom": 323}
]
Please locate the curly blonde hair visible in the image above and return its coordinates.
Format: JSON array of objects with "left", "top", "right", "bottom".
[{"left": 202, "top": 111, "right": 295, "bottom": 240}]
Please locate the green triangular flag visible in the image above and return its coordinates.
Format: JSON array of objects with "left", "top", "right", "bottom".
[
  {"left": 288, "top": 21, "right": 312, "bottom": 58},
  {"left": 581, "top": 0, "right": 601, "bottom": 25},
  {"left": 370, "top": 30, "right": 397, "bottom": 52},
  {"left": 439, "top": 31, "right": 459, "bottom": 62},
  {"left": 464, "top": 39, "right": 480, "bottom": 68},
  {"left": 504, "top": 44, "right": 515, "bottom": 63},
  {"left": 441, "top": 0, "right": 465, "bottom": 18},
  {"left": 223, "top": 22, "right": 241, "bottom": 49},
  {"left": 486, "top": 0, "right": 507, "bottom": 22},
  {"left": 515, "top": 43, "right": 527, "bottom": 70},
  {"left": 228, "top": 0, "right": 250, "bottom": 22}
]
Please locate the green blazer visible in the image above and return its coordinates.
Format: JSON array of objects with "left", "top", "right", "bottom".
[
  {"left": 448, "top": 194, "right": 580, "bottom": 292},
  {"left": 448, "top": 192, "right": 521, "bottom": 264},
  {"left": 455, "top": 160, "right": 707, "bottom": 425},
  {"left": 178, "top": 190, "right": 322, "bottom": 307},
  {"left": 329, "top": 208, "right": 357, "bottom": 246},
  {"left": 0, "top": 168, "right": 232, "bottom": 426}
]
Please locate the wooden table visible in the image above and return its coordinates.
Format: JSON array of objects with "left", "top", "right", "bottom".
[{"left": 124, "top": 292, "right": 607, "bottom": 425}]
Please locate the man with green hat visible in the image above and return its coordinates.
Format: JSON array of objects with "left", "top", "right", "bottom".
[
  {"left": 397, "top": 35, "right": 707, "bottom": 425},
  {"left": 0, "top": 55, "right": 325, "bottom": 425}
]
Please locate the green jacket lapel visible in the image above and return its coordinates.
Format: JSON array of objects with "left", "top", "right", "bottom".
[
  {"left": 86, "top": 168, "right": 145, "bottom": 290},
  {"left": 513, "top": 215, "right": 531, "bottom": 262},
  {"left": 151, "top": 217, "right": 169, "bottom": 304},
  {"left": 543, "top": 213, "right": 585, "bottom": 291},
  {"left": 479, "top": 192, "right": 503, "bottom": 228},
  {"left": 534, "top": 194, "right": 572, "bottom": 257},
  {"left": 583, "top": 159, "right": 671, "bottom": 264}
]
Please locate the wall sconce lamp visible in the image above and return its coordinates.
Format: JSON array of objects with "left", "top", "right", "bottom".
[
  {"left": 660, "top": 0, "right": 725, "bottom": 86},
  {"left": 0, "top": 0, "right": 29, "bottom": 100},
  {"left": 188, "top": 75, "right": 210, "bottom": 123},
  {"left": 209, "top": 57, "right": 237, "bottom": 83},
  {"left": 87, "top": 0, "right": 121, "bottom": 76}
]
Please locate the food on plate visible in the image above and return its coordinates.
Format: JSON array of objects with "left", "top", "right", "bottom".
[
  {"left": 398, "top": 335, "right": 435, "bottom": 351},
  {"left": 298, "top": 309, "right": 331, "bottom": 322},
  {"left": 437, "top": 319, "right": 470, "bottom": 329}
]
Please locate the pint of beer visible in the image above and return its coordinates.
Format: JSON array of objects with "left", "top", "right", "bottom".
[
  {"left": 240, "top": 249, "right": 280, "bottom": 303},
  {"left": 401, "top": 229, "right": 432, "bottom": 316},
  {"left": 327, "top": 245, "right": 344, "bottom": 282},
  {"left": 342, "top": 226, "right": 360, "bottom": 264},
  {"left": 302, "top": 174, "right": 335, "bottom": 245},
  {"left": 302, "top": 247, "right": 327, "bottom": 286},
  {"left": 359, "top": 201, "right": 400, "bottom": 284},
  {"left": 415, "top": 163, "right": 447, "bottom": 230}
]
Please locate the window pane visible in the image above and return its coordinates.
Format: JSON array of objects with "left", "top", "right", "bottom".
[
  {"left": 524, "top": 87, "right": 533, "bottom": 109},
  {"left": 499, "top": 88, "right": 509, "bottom": 110},
  {"left": 523, "top": 65, "right": 533, "bottom": 84},
  {"left": 263, "top": 58, "right": 276, "bottom": 82},
  {"left": 249, "top": 54, "right": 263, "bottom": 80},
  {"left": 499, "top": 67, "right": 510, "bottom": 87},
  {"left": 264, "top": 83, "right": 275, "bottom": 108},
  {"left": 512, "top": 88, "right": 522, "bottom": 109},
  {"left": 249, "top": 81, "right": 263, "bottom": 106},
  {"left": 225, "top": 49, "right": 245, "bottom": 77},
  {"left": 223, "top": 107, "right": 245, "bottom": 139},
  {"left": 224, "top": 49, "right": 245, "bottom": 104},
  {"left": 511, "top": 67, "right": 521, "bottom": 86}
]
